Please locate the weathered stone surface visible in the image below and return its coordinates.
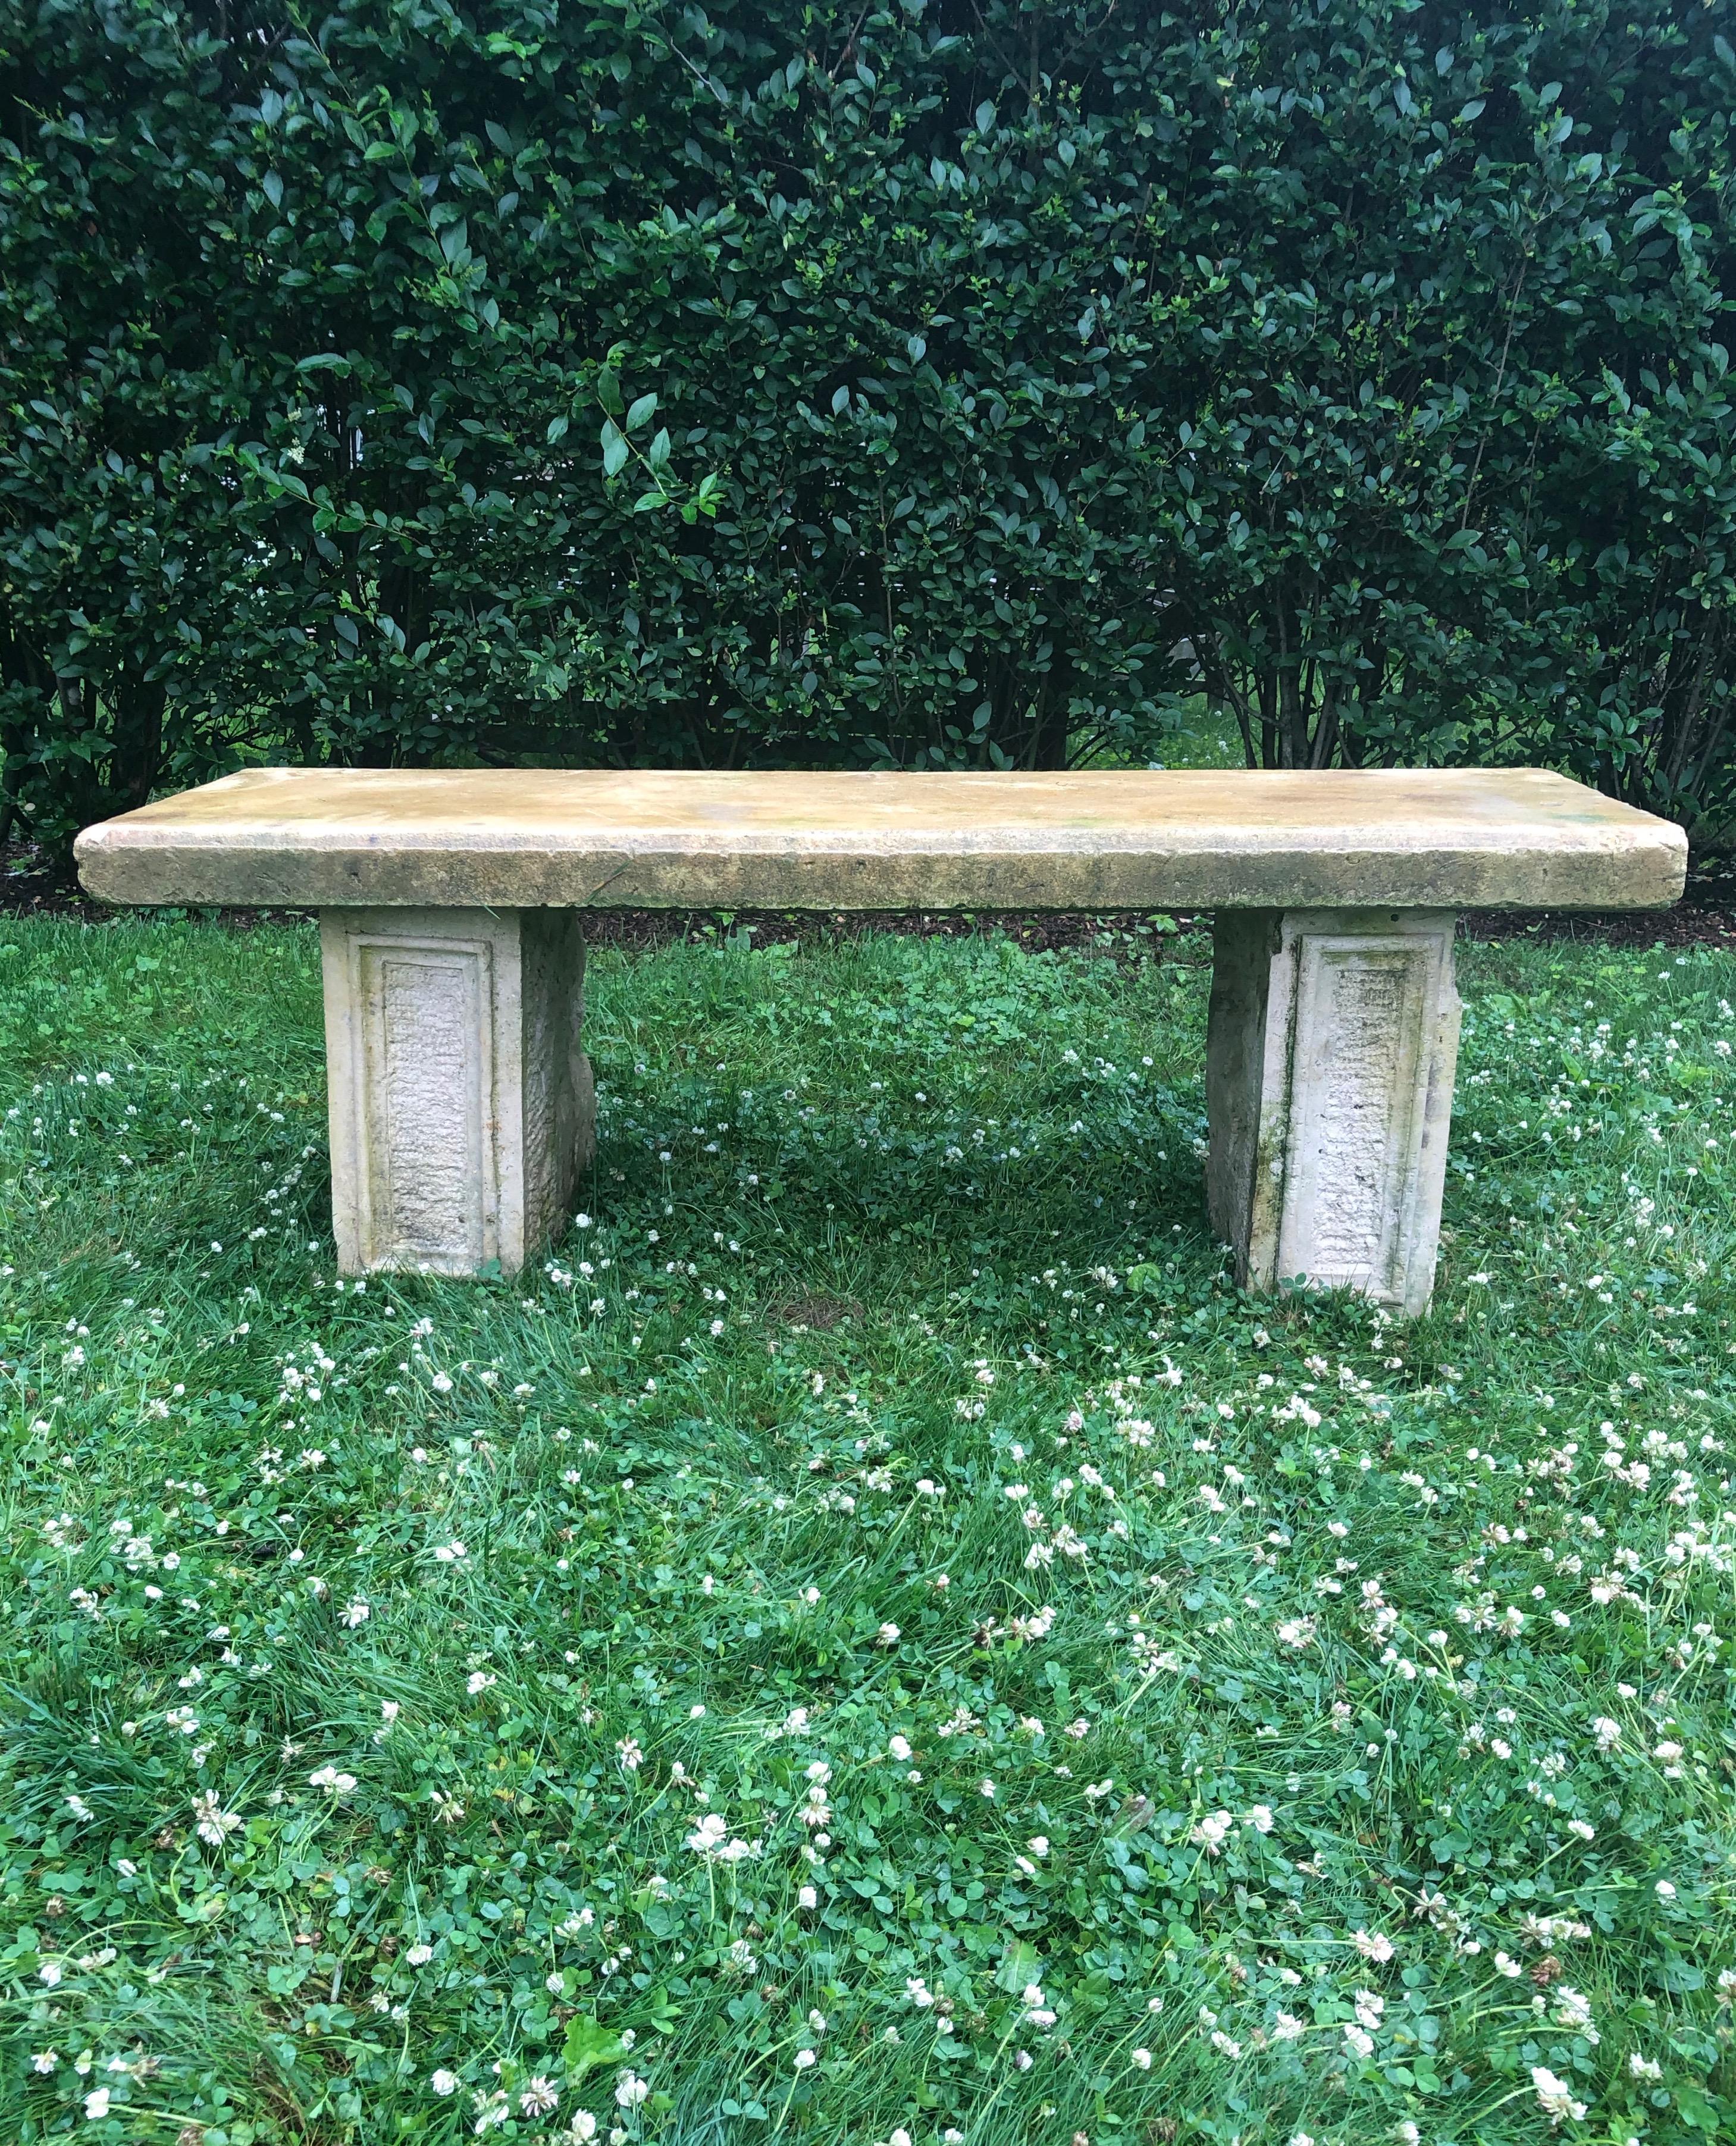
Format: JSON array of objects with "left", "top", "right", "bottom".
[
  {"left": 76, "top": 766, "right": 1685, "bottom": 913},
  {"left": 321, "top": 907, "right": 591, "bottom": 1277},
  {"left": 1207, "top": 908, "right": 1461, "bottom": 1315}
]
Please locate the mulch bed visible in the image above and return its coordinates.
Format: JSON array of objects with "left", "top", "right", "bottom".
[{"left": 7, "top": 840, "right": 1735, "bottom": 950}]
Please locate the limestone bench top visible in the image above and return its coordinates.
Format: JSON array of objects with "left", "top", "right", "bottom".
[{"left": 75, "top": 765, "right": 1685, "bottom": 913}]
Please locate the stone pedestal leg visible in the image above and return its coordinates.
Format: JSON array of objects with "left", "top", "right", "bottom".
[
  {"left": 1206, "top": 908, "right": 1461, "bottom": 1315},
  {"left": 319, "top": 908, "right": 593, "bottom": 1277}
]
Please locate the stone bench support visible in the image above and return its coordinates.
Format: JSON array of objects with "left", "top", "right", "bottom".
[
  {"left": 319, "top": 907, "right": 593, "bottom": 1276},
  {"left": 318, "top": 897, "right": 1461, "bottom": 1309},
  {"left": 1206, "top": 908, "right": 1461, "bottom": 1315}
]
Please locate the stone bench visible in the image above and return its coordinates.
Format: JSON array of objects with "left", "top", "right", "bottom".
[{"left": 76, "top": 767, "right": 1684, "bottom": 1311}]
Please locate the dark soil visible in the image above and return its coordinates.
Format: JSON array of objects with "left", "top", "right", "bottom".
[{"left": 8, "top": 840, "right": 1736, "bottom": 950}]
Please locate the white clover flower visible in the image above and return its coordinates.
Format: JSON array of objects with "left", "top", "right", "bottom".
[
  {"left": 613, "top": 2070, "right": 650, "bottom": 2109},
  {"left": 888, "top": 1734, "right": 912, "bottom": 1761},
  {"left": 471, "top": 2087, "right": 510, "bottom": 2132},
  {"left": 32, "top": 2050, "right": 58, "bottom": 2074},
  {"left": 1530, "top": 2064, "right": 1587, "bottom": 2126},
  {"left": 192, "top": 1790, "right": 241, "bottom": 1846},
  {"left": 798, "top": 1884, "right": 818, "bottom": 1910},
  {"left": 1352, "top": 1928, "right": 1395, "bottom": 1963},
  {"left": 83, "top": 2087, "right": 111, "bottom": 2120},
  {"left": 1245, "top": 1804, "right": 1274, "bottom": 1834},
  {"left": 1190, "top": 1809, "right": 1233, "bottom": 1853},
  {"left": 792, "top": 2048, "right": 816, "bottom": 2071},
  {"left": 407, "top": 1942, "right": 434, "bottom": 1965},
  {"left": 430, "top": 2070, "right": 458, "bottom": 2096},
  {"left": 309, "top": 1765, "right": 357, "bottom": 1795},
  {"left": 1131, "top": 2047, "right": 1152, "bottom": 2069}
]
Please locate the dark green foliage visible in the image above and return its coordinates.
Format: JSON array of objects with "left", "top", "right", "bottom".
[{"left": 1, "top": 1, "right": 1732, "bottom": 844}]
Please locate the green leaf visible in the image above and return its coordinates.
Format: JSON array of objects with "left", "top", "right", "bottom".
[
  {"left": 562, "top": 2016, "right": 628, "bottom": 2085},
  {"left": 1674, "top": 2084, "right": 1724, "bottom": 2132},
  {"left": 994, "top": 1938, "right": 1042, "bottom": 1993},
  {"left": 600, "top": 421, "right": 628, "bottom": 477},
  {"left": 625, "top": 393, "right": 657, "bottom": 433}
]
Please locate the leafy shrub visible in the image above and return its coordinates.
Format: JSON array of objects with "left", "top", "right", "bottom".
[{"left": 1, "top": 0, "right": 1732, "bottom": 845}]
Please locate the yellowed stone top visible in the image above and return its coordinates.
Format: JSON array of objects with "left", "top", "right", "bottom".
[{"left": 74, "top": 766, "right": 1685, "bottom": 913}]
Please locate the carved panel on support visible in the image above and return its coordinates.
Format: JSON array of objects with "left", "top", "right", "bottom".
[
  {"left": 358, "top": 934, "right": 496, "bottom": 1268},
  {"left": 320, "top": 908, "right": 590, "bottom": 1277}
]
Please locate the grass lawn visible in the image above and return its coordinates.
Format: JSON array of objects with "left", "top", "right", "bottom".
[{"left": 1, "top": 911, "right": 1733, "bottom": 2146}]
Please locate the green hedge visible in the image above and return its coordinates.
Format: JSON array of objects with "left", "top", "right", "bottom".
[{"left": 2, "top": 0, "right": 1733, "bottom": 846}]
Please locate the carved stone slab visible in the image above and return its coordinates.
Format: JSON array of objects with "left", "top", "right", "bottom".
[
  {"left": 75, "top": 766, "right": 1685, "bottom": 914},
  {"left": 320, "top": 907, "right": 592, "bottom": 1276},
  {"left": 1207, "top": 909, "right": 1461, "bottom": 1314}
]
